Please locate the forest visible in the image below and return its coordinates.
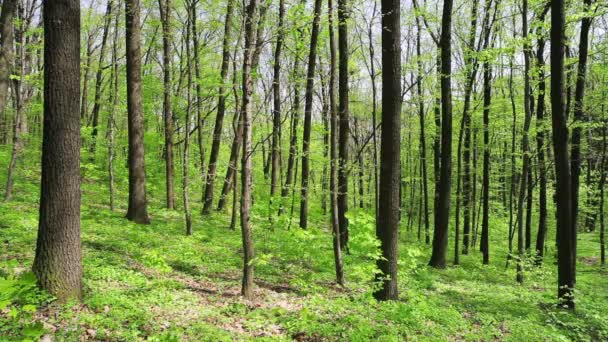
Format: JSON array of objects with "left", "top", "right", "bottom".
[{"left": 0, "top": 0, "right": 607, "bottom": 340}]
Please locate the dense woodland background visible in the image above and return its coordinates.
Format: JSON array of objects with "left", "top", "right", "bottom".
[{"left": 1, "top": 0, "right": 608, "bottom": 340}]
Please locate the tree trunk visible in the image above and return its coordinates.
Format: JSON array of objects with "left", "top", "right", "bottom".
[
  {"left": 0, "top": 0, "right": 16, "bottom": 145},
  {"left": 239, "top": 0, "right": 259, "bottom": 300},
  {"left": 299, "top": 0, "right": 323, "bottom": 229},
  {"left": 328, "top": 0, "right": 344, "bottom": 286},
  {"left": 569, "top": 0, "right": 592, "bottom": 260},
  {"left": 90, "top": 0, "right": 113, "bottom": 154},
  {"left": 550, "top": 0, "right": 575, "bottom": 309},
  {"left": 159, "top": 0, "right": 175, "bottom": 209},
  {"left": 429, "top": 0, "right": 453, "bottom": 269},
  {"left": 107, "top": 11, "right": 120, "bottom": 211},
  {"left": 32, "top": 0, "right": 82, "bottom": 302},
  {"left": 124, "top": 0, "right": 150, "bottom": 224},
  {"left": 374, "top": 0, "right": 401, "bottom": 301},
  {"left": 269, "top": 0, "right": 284, "bottom": 208},
  {"left": 337, "top": 0, "right": 350, "bottom": 250},
  {"left": 183, "top": 6, "right": 193, "bottom": 236}
]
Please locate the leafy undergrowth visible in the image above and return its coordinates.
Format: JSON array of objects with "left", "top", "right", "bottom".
[{"left": 1, "top": 150, "right": 607, "bottom": 341}]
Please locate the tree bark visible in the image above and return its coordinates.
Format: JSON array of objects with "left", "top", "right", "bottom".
[
  {"left": 240, "top": 0, "right": 259, "bottom": 300},
  {"left": 203, "top": 0, "right": 235, "bottom": 214},
  {"left": 299, "top": 0, "right": 323, "bottom": 229},
  {"left": 429, "top": 0, "right": 453, "bottom": 269},
  {"left": 159, "top": 0, "right": 175, "bottom": 209},
  {"left": 90, "top": 0, "right": 114, "bottom": 154},
  {"left": 124, "top": 0, "right": 150, "bottom": 224},
  {"left": 33, "top": 0, "right": 82, "bottom": 302},
  {"left": 550, "top": 0, "right": 575, "bottom": 309},
  {"left": 0, "top": 0, "right": 16, "bottom": 145},
  {"left": 374, "top": 0, "right": 401, "bottom": 301},
  {"left": 337, "top": 0, "right": 350, "bottom": 250}
]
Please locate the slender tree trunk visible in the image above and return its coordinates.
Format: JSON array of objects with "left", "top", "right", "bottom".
[
  {"left": 124, "top": 0, "right": 150, "bottom": 224},
  {"left": 190, "top": 0, "right": 206, "bottom": 191},
  {"left": 535, "top": 13, "right": 548, "bottom": 264},
  {"left": 415, "top": 14, "right": 430, "bottom": 245},
  {"left": 429, "top": 0, "right": 453, "bottom": 269},
  {"left": 299, "top": 0, "right": 323, "bottom": 229},
  {"left": 159, "top": 0, "right": 175, "bottom": 209},
  {"left": 80, "top": 33, "right": 93, "bottom": 122},
  {"left": 599, "top": 123, "right": 606, "bottom": 266},
  {"left": 569, "top": 0, "right": 592, "bottom": 262},
  {"left": 240, "top": 0, "right": 259, "bottom": 300},
  {"left": 32, "top": 0, "right": 82, "bottom": 302},
  {"left": 183, "top": 7, "right": 193, "bottom": 236},
  {"left": 515, "top": 0, "right": 532, "bottom": 284},
  {"left": 481, "top": 54, "right": 491, "bottom": 265},
  {"left": 90, "top": 0, "right": 113, "bottom": 154},
  {"left": 551, "top": 0, "right": 575, "bottom": 309},
  {"left": 328, "top": 0, "right": 344, "bottom": 285},
  {"left": 269, "top": 0, "right": 284, "bottom": 208},
  {"left": 107, "top": 13, "right": 120, "bottom": 211},
  {"left": 337, "top": 0, "right": 350, "bottom": 250}
]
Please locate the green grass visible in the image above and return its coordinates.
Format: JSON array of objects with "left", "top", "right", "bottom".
[{"left": 1, "top": 144, "right": 607, "bottom": 341}]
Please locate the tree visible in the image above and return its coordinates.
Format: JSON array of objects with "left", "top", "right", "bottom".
[
  {"left": 374, "top": 0, "right": 401, "bottom": 301},
  {"left": 124, "top": 0, "right": 150, "bottom": 224},
  {"left": 328, "top": 0, "right": 344, "bottom": 286},
  {"left": 550, "top": 0, "right": 575, "bottom": 309},
  {"left": 337, "top": 0, "right": 350, "bottom": 250},
  {"left": 159, "top": 0, "right": 175, "bottom": 210},
  {"left": 240, "top": 0, "right": 260, "bottom": 300},
  {"left": 202, "top": 0, "right": 235, "bottom": 214},
  {"left": 429, "top": 0, "right": 454, "bottom": 269},
  {"left": 32, "top": 0, "right": 82, "bottom": 302},
  {"left": 0, "top": 0, "right": 16, "bottom": 145},
  {"left": 299, "top": 0, "right": 323, "bottom": 229}
]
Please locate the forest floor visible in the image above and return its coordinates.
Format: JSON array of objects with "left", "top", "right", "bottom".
[{"left": 1, "top": 147, "right": 608, "bottom": 341}]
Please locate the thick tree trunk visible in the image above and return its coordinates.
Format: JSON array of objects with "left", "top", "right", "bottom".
[
  {"left": 32, "top": 0, "right": 82, "bottom": 302},
  {"left": 374, "top": 0, "right": 401, "bottom": 301},
  {"left": 0, "top": 0, "right": 16, "bottom": 145},
  {"left": 550, "top": 0, "right": 575, "bottom": 309},
  {"left": 299, "top": 0, "right": 323, "bottom": 229},
  {"left": 429, "top": 0, "right": 453, "bottom": 269},
  {"left": 124, "top": 0, "right": 150, "bottom": 224}
]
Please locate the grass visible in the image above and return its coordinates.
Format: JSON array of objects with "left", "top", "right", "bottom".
[{"left": 1, "top": 144, "right": 607, "bottom": 341}]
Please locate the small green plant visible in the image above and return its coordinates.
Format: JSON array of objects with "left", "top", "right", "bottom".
[{"left": 0, "top": 271, "right": 53, "bottom": 341}]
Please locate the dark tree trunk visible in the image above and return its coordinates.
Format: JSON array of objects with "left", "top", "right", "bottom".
[
  {"left": 337, "top": 0, "right": 350, "bottom": 250},
  {"left": 328, "top": 0, "right": 344, "bottom": 285},
  {"left": 240, "top": 0, "right": 260, "bottom": 300},
  {"left": 534, "top": 12, "right": 548, "bottom": 264},
  {"left": 124, "top": 0, "right": 150, "bottom": 224},
  {"left": 190, "top": 0, "right": 206, "bottom": 193},
  {"left": 550, "top": 0, "right": 575, "bottom": 309},
  {"left": 183, "top": 6, "right": 193, "bottom": 236},
  {"left": 269, "top": 0, "right": 284, "bottom": 205},
  {"left": 159, "top": 0, "right": 175, "bottom": 209},
  {"left": 33, "top": 0, "right": 82, "bottom": 302},
  {"left": 516, "top": 0, "right": 532, "bottom": 284},
  {"left": 480, "top": 8, "right": 493, "bottom": 264},
  {"left": 299, "top": 0, "right": 323, "bottom": 229},
  {"left": 599, "top": 123, "right": 606, "bottom": 266},
  {"left": 429, "top": 0, "right": 453, "bottom": 269},
  {"left": 374, "top": 0, "right": 401, "bottom": 301},
  {"left": 107, "top": 12, "right": 120, "bottom": 211},
  {"left": 415, "top": 14, "right": 430, "bottom": 245},
  {"left": 0, "top": 0, "right": 16, "bottom": 145},
  {"left": 569, "top": 0, "right": 592, "bottom": 256}
]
